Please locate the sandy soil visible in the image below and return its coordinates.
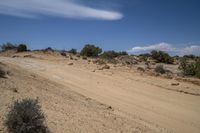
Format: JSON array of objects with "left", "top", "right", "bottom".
[{"left": 0, "top": 53, "right": 200, "bottom": 133}]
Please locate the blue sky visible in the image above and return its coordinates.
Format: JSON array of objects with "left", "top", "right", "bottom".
[{"left": 0, "top": 0, "right": 200, "bottom": 55}]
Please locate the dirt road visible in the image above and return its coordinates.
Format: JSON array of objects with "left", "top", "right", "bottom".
[{"left": 1, "top": 56, "right": 200, "bottom": 133}]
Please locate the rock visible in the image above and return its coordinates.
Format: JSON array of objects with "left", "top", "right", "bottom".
[
  {"left": 82, "top": 56, "right": 87, "bottom": 60},
  {"left": 60, "top": 52, "right": 66, "bottom": 56},
  {"left": 171, "top": 82, "right": 180, "bottom": 86},
  {"left": 107, "top": 106, "right": 113, "bottom": 110},
  {"left": 12, "top": 55, "right": 20, "bottom": 58},
  {"left": 24, "top": 54, "right": 33, "bottom": 58},
  {"left": 68, "top": 62, "right": 73, "bottom": 65},
  {"left": 99, "top": 65, "right": 110, "bottom": 70},
  {"left": 11, "top": 88, "right": 18, "bottom": 93}
]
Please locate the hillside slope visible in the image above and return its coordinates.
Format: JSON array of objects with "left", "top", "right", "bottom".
[{"left": 0, "top": 53, "right": 200, "bottom": 133}]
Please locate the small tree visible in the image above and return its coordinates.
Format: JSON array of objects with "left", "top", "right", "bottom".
[
  {"left": 5, "top": 98, "right": 49, "bottom": 133},
  {"left": 80, "top": 44, "right": 102, "bottom": 57},
  {"left": 17, "top": 44, "right": 27, "bottom": 52}
]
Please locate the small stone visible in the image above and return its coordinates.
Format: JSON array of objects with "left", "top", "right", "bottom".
[
  {"left": 171, "top": 83, "right": 180, "bottom": 86},
  {"left": 12, "top": 88, "right": 18, "bottom": 93},
  {"left": 68, "top": 62, "right": 73, "bottom": 65}
]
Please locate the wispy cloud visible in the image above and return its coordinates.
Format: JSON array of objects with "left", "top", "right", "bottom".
[
  {"left": 128, "top": 42, "right": 200, "bottom": 56},
  {"left": 0, "top": 0, "right": 123, "bottom": 20}
]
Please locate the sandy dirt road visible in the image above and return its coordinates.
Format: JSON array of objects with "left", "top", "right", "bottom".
[{"left": 1, "top": 56, "right": 200, "bottom": 133}]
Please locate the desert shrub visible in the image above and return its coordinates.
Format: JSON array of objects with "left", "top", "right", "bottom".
[
  {"left": 183, "top": 54, "right": 196, "bottom": 59},
  {"left": 0, "top": 66, "right": 6, "bottom": 78},
  {"left": 60, "top": 52, "right": 66, "bottom": 56},
  {"left": 100, "top": 51, "right": 127, "bottom": 64},
  {"left": 100, "top": 51, "right": 119, "bottom": 59},
  {"left": 0, "top": 42, "right": 18, "bottom": 51},
  {"left": 155, "top": 65, "right": 166, "bottom": 74},
  {"left": 17, "top": 44, "right": 27, "bottom": 52},
  {"left": 151, "top": 50, "right": 173, "bottom": 64},
  {"left": 5, "top": 99, "right": 49, "bottom": 133},
  {"left": 138, "top": 53, "right": 151, "bottom": 61},
  {"left": 68, "top": 48, "right": 77, "bottom": 55},
  {"left": 179, "top": 58, "right": 200, "bottom": 78},
  {"left": 80, "top": 44, "right": 102, "bottom": 57},
  {"left": 119, "top": 51, "right": 128, "bottom": 56},
  {"left": 100, "top": 51, "right": 128, "bottom": 60}
]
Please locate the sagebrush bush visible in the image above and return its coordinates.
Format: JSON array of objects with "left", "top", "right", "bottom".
[
  {"left": 155, "top": 65, "right": 166, "bottom": 74},
  {"left": 17, "top": 44, "right": 27, "bottom": 52},
  {"left": 179, "top": 58, "right": 200, "bottom": 78},
  {"left": 80, "top": 44, "right": 102, "bottom": 57},
  {"left": 5, "top": 99, "right": 49, "bottom": 133}
]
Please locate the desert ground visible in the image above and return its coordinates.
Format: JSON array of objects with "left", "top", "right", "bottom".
[{"left": 0, "top": 52, "right": 200, "bottom": 133}]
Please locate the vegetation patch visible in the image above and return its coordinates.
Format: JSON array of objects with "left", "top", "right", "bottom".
[
  {"left": 5, "top": 98, "right": 49, "bottom": 133},
  {"left": 80, "top": 44, "right": 102, "bottom": 57},
  {"left": 179, "top": 58, "right": 200, "bottom": 78},
  {"left": 151, "top": 50, "right": 173, "bottom": 64}
]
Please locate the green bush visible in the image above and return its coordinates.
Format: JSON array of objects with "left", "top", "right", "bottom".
[
  {"left": 155, "top": 65, "right": 166, "bottom": 74},
  {"left": 80, "top": 44, "right": 102, "bottom": 57},
  {"left": 5, "top": 99, "right": 49, "bottom": 133},
  {"left": 17, "top": 44, "right": 27, "bottom": 52},
  {"left": 151, "top": 50, "right": 173, "bottom": 64},
  {"left": 179, "top": 58, "right": 200, "bottom": 78}
]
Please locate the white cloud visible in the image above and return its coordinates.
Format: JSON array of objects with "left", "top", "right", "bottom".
[
  {"left": 128, "top": 42, "right": 200, "bottom": 56},
  {"left": 0, "top": 0, "right": 123, "bottom": 20},
  {"left": 130, "top": 42, "right": 173, "bottom": 53},
  {"left": 179, "top": 46, "right": 200, "bottom": 56}
]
